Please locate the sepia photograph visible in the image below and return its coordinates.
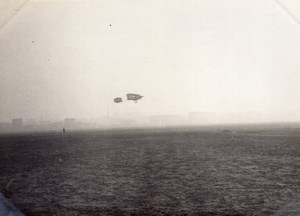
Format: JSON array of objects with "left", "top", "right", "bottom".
[{"left": 1, "top": 0, "right": 300, "bottom": 215}]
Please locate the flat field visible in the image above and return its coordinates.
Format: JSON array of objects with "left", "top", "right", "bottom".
[{"left": 1, "top": 125, "right": 300, "bottom": 215}]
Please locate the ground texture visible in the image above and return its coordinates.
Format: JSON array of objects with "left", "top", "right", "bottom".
[{"left": 0, "top": 126, "right": 300, "bottom": 215}]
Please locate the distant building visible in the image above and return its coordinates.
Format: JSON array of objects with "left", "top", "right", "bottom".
[
  {"left": 12, "top": 118, "right": 23, "bottom": 130},
  {"left": 26, "top": 119, "right": 37, "bottom": 126},
  {"left": 0, "top": 122, "right": 11, "bottom": 132},
  {"left": 25, "top": 119, "right": 37, "bottom": 131},
  {"left": 64, "top": 118, "right": 76, "bottom": 129}
]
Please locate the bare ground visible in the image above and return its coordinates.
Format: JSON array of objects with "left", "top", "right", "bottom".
[{"left": 0, "top": 126, "right": 300, "bottom": 215}]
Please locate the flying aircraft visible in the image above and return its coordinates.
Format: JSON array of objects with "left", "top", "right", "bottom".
[
  {"left": 114, "top": 97, "right": 123, "bottom": 103},
  {"left": 126, "top": 93, "right": 143, "bottom": 102}
]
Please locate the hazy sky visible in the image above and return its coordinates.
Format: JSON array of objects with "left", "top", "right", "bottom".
[{"left": 1, "top": 0, "right": 300, "bottom": 121}]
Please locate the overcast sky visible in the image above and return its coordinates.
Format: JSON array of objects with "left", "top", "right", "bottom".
[{"left": 1, "top": 0, "right": 300, "bottom": 122}]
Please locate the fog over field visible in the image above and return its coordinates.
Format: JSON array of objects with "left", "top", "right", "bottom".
[{"left": 1, "top": 0, "right": 300, "bottom": 125}]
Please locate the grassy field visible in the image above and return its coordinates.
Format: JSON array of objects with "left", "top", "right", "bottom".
[{"left": 0, "top": 125, "right": 300, "bottom": 215}]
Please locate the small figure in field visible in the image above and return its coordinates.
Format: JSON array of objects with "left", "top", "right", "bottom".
[{"left": 63, "top": 128, "right": 66, "bottom": 134}]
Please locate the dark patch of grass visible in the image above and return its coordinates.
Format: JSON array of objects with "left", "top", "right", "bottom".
[{"left": 1, "top": 127, "right": 300, "bottom": 215}]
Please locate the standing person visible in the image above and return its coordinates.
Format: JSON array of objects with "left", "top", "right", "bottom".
[{"left": 63, "top": 128, "right": 66, "bottom": 134}]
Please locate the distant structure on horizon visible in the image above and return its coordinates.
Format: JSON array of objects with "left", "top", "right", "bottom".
[
  {"left": 12, "top": 118, "right": 23, "bottom": 130},
  {"left": 64, "top": 118, "right": 76, "bottom": 129},
  {"left": 0, "top": 122, "right": 11, "bottom": 132}
]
